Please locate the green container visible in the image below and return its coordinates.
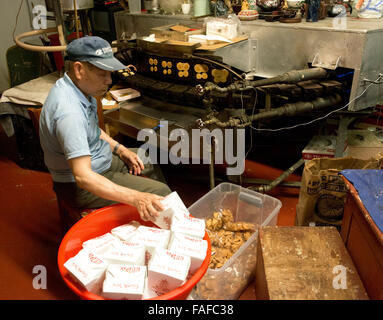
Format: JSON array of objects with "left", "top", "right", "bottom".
[{"left": 194, "top": 0, "right": 210, "bottom": 16}]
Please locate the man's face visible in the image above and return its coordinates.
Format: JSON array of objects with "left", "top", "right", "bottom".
[{"left": 77, "top": 62, "right": 112, "bottom": 97}]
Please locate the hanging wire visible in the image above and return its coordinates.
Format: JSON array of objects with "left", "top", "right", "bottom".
[{"left": 13, "top": 0, "right": 25, "bottom": 42}]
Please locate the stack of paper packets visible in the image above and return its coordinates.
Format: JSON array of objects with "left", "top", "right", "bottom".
[{"left": 64, "top": 192, "right": 207, "bottom": 299}]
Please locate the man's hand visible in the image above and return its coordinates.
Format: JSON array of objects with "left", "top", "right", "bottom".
[
  {"left": 133, "top": 192, "right": 165, "bottom": 221},
  {"left": 117, "top": 146, "right": 145, "bottom": 175}
]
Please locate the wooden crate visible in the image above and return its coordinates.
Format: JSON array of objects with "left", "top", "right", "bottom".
[
  {"left": 255, "top": 226, "right": 369, "bottom": 300},
  {"left": 150, "top": 24, "right": 203, "bottom": 42},
  {"left": 137, "top": 38, "right": 200, "bottom": 55},
  {"left": 341, "top": 177, "right": 383, "bottom": 300}
]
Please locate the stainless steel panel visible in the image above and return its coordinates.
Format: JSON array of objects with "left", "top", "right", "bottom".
[
  {"left": 214, "top": 38, "right": 258, "bottom": 73},
  {"left": 46, "top": 0, "right": 94, "bottom": 11},
  {"left": 223, "top": 19, "right": 383, "bottom": 110},
  {"left": 352, "top": 31, "right": 383, "bottom": 111},
  {"left": 239, "top": 21, "right": 367, "bottom": 77},
  {"left": 119, "top": 97, "right": 203, "bottom": 129},
  {"left": 115, "top": 12, "right": 203, "bottom": 40},
  {"left": 103, "top": 97, "right": 209, "bottom": 161},
  {"left": 104, "top": 97, "right": 204, "bottom": 137}
]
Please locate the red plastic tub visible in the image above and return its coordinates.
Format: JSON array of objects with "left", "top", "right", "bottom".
[{"left": 57, "top": 203, "right": 211, "bottom": 300}]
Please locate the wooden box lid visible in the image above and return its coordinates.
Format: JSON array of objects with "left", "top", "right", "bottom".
[{"left": 255, "top": 226, "right": 369, "bottom": 300}]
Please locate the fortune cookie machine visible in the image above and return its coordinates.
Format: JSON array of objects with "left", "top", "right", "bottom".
[
  {"left": 14, "top": 7, "right": 383, "bottom": 190},
  {"left": 104, "top": 13, "right": 383, "bottom": 190}
]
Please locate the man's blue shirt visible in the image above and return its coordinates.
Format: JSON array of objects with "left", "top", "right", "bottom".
[{"left": 39, "top": 73, "right": 112, "bottom": 182}]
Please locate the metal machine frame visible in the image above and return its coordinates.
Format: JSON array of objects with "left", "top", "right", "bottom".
[{"left": 115, "top": 12, "right": 383, "bottom": 111}]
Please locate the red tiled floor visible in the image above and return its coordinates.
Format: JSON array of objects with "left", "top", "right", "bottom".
[{"left": 0, "top": 155, "right": 78, "bottom": 299}]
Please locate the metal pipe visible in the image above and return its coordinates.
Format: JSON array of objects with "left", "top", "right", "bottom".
[
  {"left": 248, "top": 158, "right": 305, "bottom": 193},
  {"left": 249, "top": 67, "right": 328, "bottom": 87},
  {"left": 53, "top": 0, "right": 67, "bottom": 48},
  {"left": 14, "top": 0, "right": 68, "bottom": 52},
  {"left": 199, "top": 82, "right": 246, "bottom": 94},
  {"left": 249, "top": 94, "right": 342, "bottom": 122},
  {"left": 200, "top": 68, "right": 328, "bottom": 94},
  {"left": 14, "top": 28, "right": 67, "bottom": 52},
  {"left": 203, "top": 94, "right": 342, "bottom": 127},
  {"left": 73, "top": 0, "right": 80, "bottom": 38},
  {"left": 243, "top": 178, "right": 301, "bottom": 188}
]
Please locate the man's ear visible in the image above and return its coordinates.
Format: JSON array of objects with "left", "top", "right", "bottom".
[{"left": 72, "top": 61, "right": 86, "bottom": 80}]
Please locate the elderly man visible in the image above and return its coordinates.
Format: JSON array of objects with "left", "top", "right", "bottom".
[{"left": 39, "top": 36, "right": 171, "bottom": 222}]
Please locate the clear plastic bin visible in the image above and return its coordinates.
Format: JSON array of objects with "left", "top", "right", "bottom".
[{"left": 188, "top": 183, "right": 282, "bottom": 300}]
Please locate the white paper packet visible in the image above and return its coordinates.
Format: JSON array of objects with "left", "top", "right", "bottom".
[
  {"left": 147, "top": 248, "right": 191, "bottom": 296},
  {"left": 110, "top": 221, "right": 140, "bottom": 241},
  {"left": 102, "top": 264, "right": 147, "bottom": 300},
  {"left": 170, "top": 212, "right": 206, "bottom": 239},
  {"left": 102, "top": 241, "right": 145, "bottom": 266},
  {"left": 168, "top": 232, "right": 208, "bottom": 276},
  {"left": 64, "top": 248, "right": 108, "bottom": 294},
  {"left": 153, "top": 191, "right": 189, "bottom": 230},
  {"left": 82, "top": 232, "right": 119, "bottom": 254},
  {"left": 136, "top": 226, "right": 171, "bottom": 265}
]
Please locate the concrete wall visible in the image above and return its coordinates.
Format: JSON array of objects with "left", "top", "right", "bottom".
[
  {"left": 0, "top": 0, "right": 56, "bottom": 93},
  {"left": 0, "top": 1, "right": 34, "bottom": 93}
]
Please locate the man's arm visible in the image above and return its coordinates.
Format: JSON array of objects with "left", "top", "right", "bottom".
[
  {"left": 99, "top": 128, "right": 144, "bottom": 175},
  {"left": 99, "top": 128, "right": 119, "bottom": 153},
  {"left": 67, "top": 155, "right": 164, "bottom": 221}
]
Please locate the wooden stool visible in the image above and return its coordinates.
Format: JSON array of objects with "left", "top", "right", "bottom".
[{"left": 56, "top": 194, "right": 95, "bottom": 235}]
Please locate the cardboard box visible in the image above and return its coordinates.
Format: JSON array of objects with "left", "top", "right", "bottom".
[
  {"left": 109, "top": 88, "right": 141, "bottom": 102},
  {"left": 206, "top": 19, "right": 238, "bottom": 39},
  {"left": 302, "top": 135, "right": 337, "bottom": 161},
  {"left": 343, "top": 130, "right": 383, "bottom": 160}
]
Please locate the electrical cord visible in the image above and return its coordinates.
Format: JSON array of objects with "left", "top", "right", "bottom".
[
  {"left": 13, "top": 0, "right": 25, "bottom": 42},
  {"left": 239, "top": 88, "right": 258, "bottom": 186},
  {"left": 249, "top": 73, "right": 383, "bottom": 132},
  {"left": 362, "top": 74, "right": 383, "bottom": 85},
  {"left": 244, "top": 88, "right": 258, "bottom": 159}
]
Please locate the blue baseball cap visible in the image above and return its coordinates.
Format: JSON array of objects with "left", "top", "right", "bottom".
[{"left": 65, "top": 36, "right": 125, "bottom": 71}]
